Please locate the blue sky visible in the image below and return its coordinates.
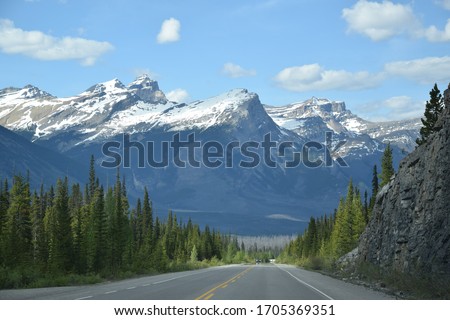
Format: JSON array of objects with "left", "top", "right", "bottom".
[{"left": 1, "top": 0, "right": 449, "bottom": 121}]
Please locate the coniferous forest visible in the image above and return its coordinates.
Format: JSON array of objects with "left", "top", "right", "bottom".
[
  {"left": 279, "top": 83, "right": 445, "bottom": 270},
  {"left": 278, "top": 144, "right": 394, "bottom": 269},
  {"left": 0, "top": 156, "right": 254, "bottom": 289}
]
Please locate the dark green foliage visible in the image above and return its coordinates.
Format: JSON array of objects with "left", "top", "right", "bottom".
[
  {"left": 0, "top": 156, "right": 252, "bottom": 288},
  {"left": 280, "top": 179, "right": 367, "bottom": 264},
  {"left": 46, "top": 178, "right": 73, "bottom": 273},
  {"left": 0, "top": 179, "right": 10, "bottom": 264},
  {"left": 417, "top": 83, "right": 444, "bottom": 146},
  {"left": 380, "top": 143, "right": 394, "bottom": 188},
  {"left": 369, "top": 165, "right": 379, "bottom": 214},
  {"left": 3, "top": 175, "right": 32, "bottom": 267}
]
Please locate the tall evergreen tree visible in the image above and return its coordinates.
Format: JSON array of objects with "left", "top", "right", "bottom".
[
  {"left": 142, "top": 187, "right": 153, "bottom": 250},
  {"left": 363, "top": 190, "right": 369, "bottom": 223},
  {"left": 47, "top": 178, "right": 73, "bottom": 273},
  {"left": 110, "top": 169, "right": 127, "bottom": 272},
  {"left": 69, "top": 183, "right": 85, "bottom": 273},
  {"left": 351, "top": 191, "right": 366, "bottom": 245},
  {"left": 380, "top": 143, "right": 394, "bottom": 188},
  {"left": 30, "top": 190, "right": 47, "bottom": 267},
  {"left": 4, "top": 175, "right": 32, "bottom": 267},
  {"left": 416, "top": 83, "right": 444, "bottom": 145},
  {"left": 87, "top": 186, "right": 107, "bottom": 272},
  {"left": 371, "top": 165, "right": 379, "bottom": 196},
  {"left": 0, "top": 179, "right": 9, "bottom": 264},
  {"left": 88, "top": 155, "right": 96, "bottom": 203}
]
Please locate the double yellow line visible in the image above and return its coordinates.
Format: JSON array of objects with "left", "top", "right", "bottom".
[{"left": 195, "top": 266, "right": 254, "bottom": 300}]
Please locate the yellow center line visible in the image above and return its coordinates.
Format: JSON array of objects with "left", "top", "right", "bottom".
[
  {"left": 195, "top": 266, "right": 254, "bottom": 300},
  {"left": 204, "top": 293, "right": 214, "bottom": 300}
]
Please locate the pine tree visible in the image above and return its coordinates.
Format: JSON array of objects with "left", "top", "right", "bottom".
[
  {"left": 47, "top": 178, "right": 73, "bottom": 273},
  {"left": 30, "top": 190, "right": 47, "bottom": 267},
  {"left": 0, "top": 179, "right": 9, "bottom": 264},
  {"left": 134, "top": 198, "right": 142, "bottom": 248},
  {"left": 110, "top": 169, "right": 127, "bottom": 272},
  {"left": 70, "top": 183, "right": 85, "bottom": 273},
  {"left": 88, "top": 155, "right": 96, "bottom": 203},
  {"left": 417, "top": 84, "right": 443, "bottom": 145},
  {"left": 380, "top": 143, "right": 394, "bottom": 188},
  {"left": 190, "top": 245, "right": 198, "bottom": 263},
  {"left": 303, "top": 217, "right": 318, "bottom": 258},
  {"left": 4, "top": 175, "right": 32, "bottom": 267},
  {"left": 87, "top": 186, "right": 107, "bottom": 272},
  {"left": 369, "top": 165, "right": 379, "bottom": 212},
  {"left": 142, "top": 187, "right": 153, "bottom": 250},
  {"left": 363, "top": 190, "right": 369, "bottom": 223},
  {"left": 351, "top": 192, "right": 366, "bottom": 245}
]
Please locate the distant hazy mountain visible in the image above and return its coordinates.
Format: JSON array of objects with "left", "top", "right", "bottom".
[
  {"left": 0, "top": 77, "right": 421, "bottom": 234},
  {"left": 0, "top": 125, "right": 87, "bottom": 188}
]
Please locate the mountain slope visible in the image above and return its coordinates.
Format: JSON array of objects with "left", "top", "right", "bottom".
[
  {"left": 266, "top": 97, "right": 420, "bottom": 153},
  {"left": 0, "top": 78, "right": 421, "bottom": 234},
  {"left": 358, "top": 104, "right": 450, "bottom": 286},
  {"left": 0, "top": 125, "right": 87, "bottom": 187}
]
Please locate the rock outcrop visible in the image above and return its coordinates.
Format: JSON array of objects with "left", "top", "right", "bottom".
[{"left": 358, "top": 103, "right": 450, "bottom": 276}]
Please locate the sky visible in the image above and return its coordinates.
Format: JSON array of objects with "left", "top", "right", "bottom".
[{"left": 0, "top": 0, "right": 449, "bottom": 121}]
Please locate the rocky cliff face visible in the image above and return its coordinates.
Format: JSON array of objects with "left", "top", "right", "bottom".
[{"left": 358, "top": 105, "right": 450, "bottom": 276}]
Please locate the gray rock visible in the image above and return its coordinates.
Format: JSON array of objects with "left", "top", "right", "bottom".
[{"left": 358, "top": 103, "right": 450, "bottom": 276}]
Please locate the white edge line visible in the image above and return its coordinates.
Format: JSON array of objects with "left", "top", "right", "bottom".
[
  {"left": 153, "top": 278, "right": 176, "bottom": 284},
  {"left": 104, "top": 290, "right": 117, "bottom": 295},
  {"left": 278, "top": 266, "right": 334, "bottom": 300},
  {"left": 152, "top": 268, "right": 217, "bottom": 285}
]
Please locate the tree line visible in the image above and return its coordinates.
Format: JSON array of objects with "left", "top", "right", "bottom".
[
  {"left": 280, "top": 82, "right": 448, "bottom": 267},
  {"left": 416, "top": 83, "right": 448, "bottom": 146},
  {"left": 278, "top": 143, "right": 394, "bottom": 266},
  {"left": 0, "top": 156, "right": 248, "bottom": 288}
]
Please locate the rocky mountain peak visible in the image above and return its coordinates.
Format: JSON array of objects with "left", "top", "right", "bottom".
[
  {"left": 127, "top": 75, "right": 167, "bottom": 104},
  {"left": 83, "top": 78, "right": 126, "bottom": 95},
  {"left": 20, "top": 85, "right": 54, "bottom": 99}
]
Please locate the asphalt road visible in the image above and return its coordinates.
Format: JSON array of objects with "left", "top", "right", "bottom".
[{"left": 0, "top": 264, "right": 392, "bottom": 300}]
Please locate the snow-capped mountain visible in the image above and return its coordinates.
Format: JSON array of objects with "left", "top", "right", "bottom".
[
  {"left": 0, "top": 77, "right": 421, "bottom": 234},
  {"left": 266, "top": 97, "right": 421, "bottom": 155},
  {"left": 0, "top": 76, "right": 290, "bottom": 150}
]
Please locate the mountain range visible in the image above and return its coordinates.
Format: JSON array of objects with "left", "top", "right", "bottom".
[{"left": 0, "top": 76, "right": 421, "bottom": 234}]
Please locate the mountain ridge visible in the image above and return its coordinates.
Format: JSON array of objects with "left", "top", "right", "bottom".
[{"left": 0, "top": 76, "right": 422, "bottom": 234}]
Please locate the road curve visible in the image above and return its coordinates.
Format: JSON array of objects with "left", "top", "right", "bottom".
[{"left": 0, "top": 264, "right": 392, "bottom": 300}]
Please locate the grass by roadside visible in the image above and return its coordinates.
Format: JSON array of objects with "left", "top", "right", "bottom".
[
  {"left": 279, "top": 256, "right": 450, "bottom": 299},
  {"left": 0, "top": 258, "right": 225, "bottom": 290}
]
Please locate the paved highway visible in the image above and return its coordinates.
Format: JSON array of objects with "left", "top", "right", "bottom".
[{"left": 0, "top": 264, "right": 392, "bottom": 300}]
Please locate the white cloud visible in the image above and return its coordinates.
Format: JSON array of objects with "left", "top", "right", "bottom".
[
  {"left": 274, "top": 63, "right": 382, "bottom": 92},
  {"left": 275, "top": 56, "right": 450, "bottom": 93},
  {"left": 157, "top": 18, "right": 180, "bottom": 44},
  {"left": 166, "top": 89, "right": 190, "bottom": 103},
  {"left": 342, "top": 0, "right": 420, "bottom": 41},
  {"left": 222, "top": 63, "right": 256, "bottom": 78},
  {"left": 0, "top": 19, "right": 113, "bottom": 66},
  {"left": 358, "top": 96, "right": 424, "bottom": 121},
  {"left": 437, "top": 0, "right": 450, "bottom": 10},
  {"left": 342, "top": 0, "right": 450, "bottom": 42},
  {"left": 384, "top": 56, "right": 450, "bottom": 83},
  {"left": 424, "top": 19, "right": 450, "bottom": 42}
]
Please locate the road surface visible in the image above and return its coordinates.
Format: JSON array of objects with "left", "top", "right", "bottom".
[{"left": 0, "top": 264, "right": 392, "bottom": 300}]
